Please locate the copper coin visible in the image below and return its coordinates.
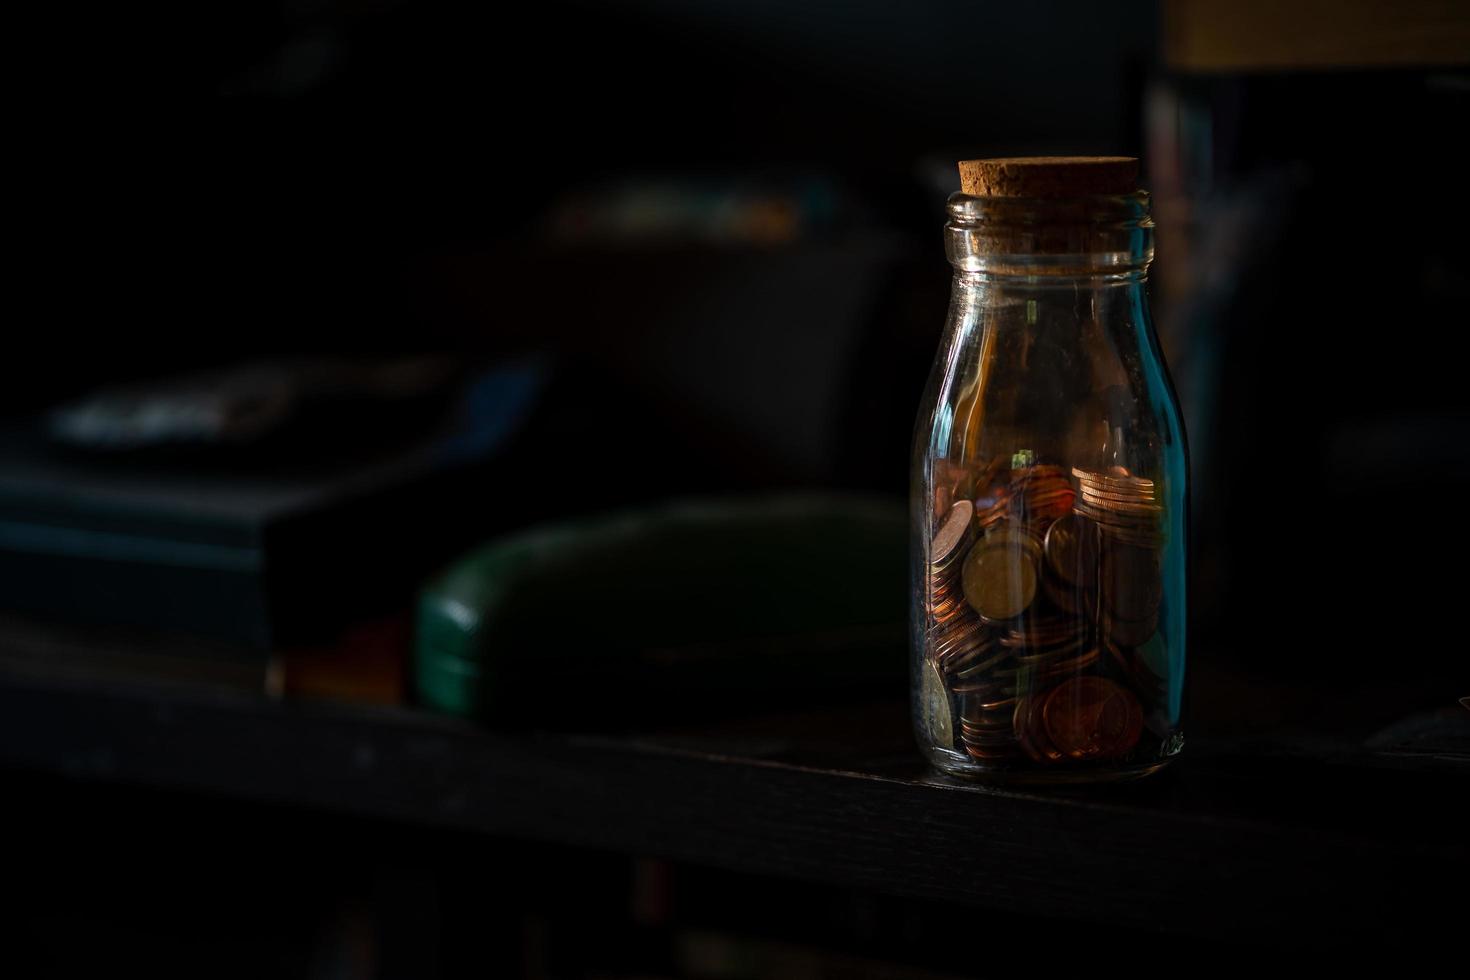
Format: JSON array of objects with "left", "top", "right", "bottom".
[
  {"left": 931, "top": 611, "right": 985, "bottom": 642},
  {"left": 1041, "top": 676, "right": 1142, "bottom": 760},
  {"left": 940, "top": 637, "right": 996, "bottom": 672},
  {"left": 963, "top": 743, "right": 1017, "bottom": 761},
  {"left": 962, "top": 735, "right": 1015, "bottom": 751},
  {"left": 936, "top": 623, "right": 985, "bottom": 654},
  {"left": 942, "top": 648, "right": 998, "bottom": 678},
  {"left": 962, "top": 699, "right": 1013, "bottom": 721},
  {"left": 999, "top": 623, "right": 1077, "bottom": 649},
  {"left": 929, "top": 573, "right": 961, "bottom": 599},
  {"left": 953, "top": 647, "right": 1011, "bottom": 680},
  {"left": 950, "top": 678, "right": 1009, "bottom": 696},
  {"left": 928, "top": 618, "right": 969, "bottom": 644},
  {"left": 1032, "top": 646, "right": 1101, "bottom": 678},
  {"left": 961, "top": 715, "right": 1013, "bottom": 735},
  {"left": 930, "top": 598, "right": 972, "bottom": 626},
  {"left": 973, "top": 487, "right": 1011, "bottom": 528},
  {"left": 929, "top": 578, "right": 966, "bottom": 605},
  {"left": 1013, "top": 694, "right": 1063, "bottom": 763},
  {"left": 931, "top": 611, "right": 984, "bottom": 639}
]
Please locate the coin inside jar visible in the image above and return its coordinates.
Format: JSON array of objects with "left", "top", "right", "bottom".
[
  {"left": 1013, "top": 693, "right": 1063, "bottom": 763},
  {"left": 930, "top": 499, "right": 975, "bottom": 567},
  {"left": 1040, "top": 676, "right": 1142, "bottom": 760},
  {"left": 1042, "top": 513, "right": 1083, "bottom": 584},
  {"left": 961, "top": 526, "right": 1040, "bottom": 621},
  {"left": 921, "top": 658, "right": 953, "bottom": 747}
]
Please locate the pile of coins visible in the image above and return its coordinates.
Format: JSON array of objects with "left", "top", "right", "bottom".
[
  {"left": 975, "top": 464, "right": 1076, "bottom": 532},
  {"left": 927, "top": 501, "right": 976, "bottom": 632},
  {"left": 922, "top": 459, "right": 1171, "bottom": 769},
  {"left": 1074, "top": 467, "right": 1163, "bottom": 648}
]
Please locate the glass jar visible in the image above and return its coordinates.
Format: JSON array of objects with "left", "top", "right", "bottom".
[{"left": 910, "top": 158, "right": 1187, "bottom": 783}]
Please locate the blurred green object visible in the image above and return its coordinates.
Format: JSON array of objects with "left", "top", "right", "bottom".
[{"left": 415, "top": 496, "right": 907, "bottom": 726}]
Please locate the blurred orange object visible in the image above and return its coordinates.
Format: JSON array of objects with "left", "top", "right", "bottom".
[{"left": 274, "top": 614, "right": 409, "bottom": 706}]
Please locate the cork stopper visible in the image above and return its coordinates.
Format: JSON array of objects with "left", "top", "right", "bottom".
[{"left": 957, "top": 156, "right": 1138, "bottom": 198}]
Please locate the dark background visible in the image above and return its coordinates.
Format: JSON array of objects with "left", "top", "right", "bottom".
[{"left": 5, "top": 1, "right": 1468, "bottom": 974}]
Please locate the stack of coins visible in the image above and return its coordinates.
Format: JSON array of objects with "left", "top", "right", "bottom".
[
  {"left": 956, "top": 677, "right": 1018, "bottom": 760},
  {"left": 1040, "top": 513, "right": 1100, "bottom": 620},
  {"left": 1073, "top": 468, "right": 1161, "bottom": 547},
  {"left": 974, "top": 464, "right": 1076, "bottom": 532},
  {"left": 927, "top": 500, "right": 991, "bottom": 671},
  {"left": 923, "top": 458, "right": 1166, "bottom": 771},
  {"left": 1007, "top": 464, "right": 1077, "bottom": 528},
  {"left": 1073, "top": 467, "right": 1164, "bottom": 653},
  {"left": 928, "top": 500, "right": 975, "bottom": 621},
  {"left": 1003, "top": 619, "right": 1099, "bottom": 681}
]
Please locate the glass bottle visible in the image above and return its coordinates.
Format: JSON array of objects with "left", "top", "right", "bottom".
[{"left": 910, "top": 157, "right": 1187, "bottom": 783}]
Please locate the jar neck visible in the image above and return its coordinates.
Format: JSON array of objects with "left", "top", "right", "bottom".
[{"left": 944, "top": 191, "right": 1154, "bottom": 280}]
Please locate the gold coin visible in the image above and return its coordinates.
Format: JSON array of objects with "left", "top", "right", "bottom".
[{"left": 961, "top": 528, "right": 1040, "bottom": 621}]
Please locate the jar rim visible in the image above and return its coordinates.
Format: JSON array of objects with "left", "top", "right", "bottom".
[
  {"left": 946, "top": 190, "right": 1153, "bottom": 226},
  {"left": 944, "top": 190, "right": 1154, "bottom": 275}
]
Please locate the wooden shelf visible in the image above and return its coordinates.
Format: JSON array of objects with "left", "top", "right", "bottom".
[{"left": 2, "top": 666, "right": 1465, "bottom": 946}]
